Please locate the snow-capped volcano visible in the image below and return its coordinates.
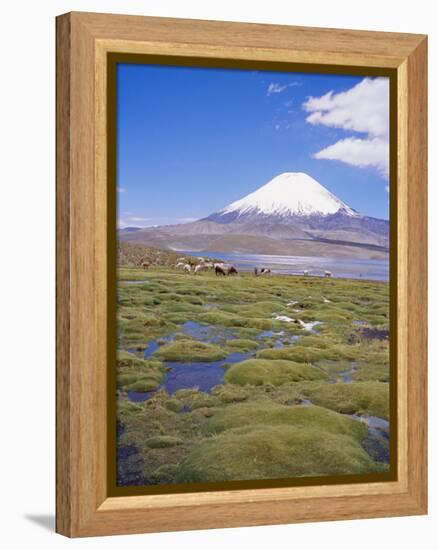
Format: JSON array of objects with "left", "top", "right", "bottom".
[
  {"left": 120, "top": 171, "right": 389, "bottom": 257},
  {"left": 206, "top": 172, "right": 359, "bottom": 223}
]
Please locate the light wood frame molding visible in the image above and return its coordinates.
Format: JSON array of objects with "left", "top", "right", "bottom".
[{"left": 56, "top": 11, "right": 428, "bottom": 537}]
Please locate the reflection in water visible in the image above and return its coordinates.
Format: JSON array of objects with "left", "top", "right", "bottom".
[
  {"left": 128, "top": 351, "right": 252, "bottom": 402},
  {"left": 127, "top": 322, "right": 254, "bottom": 402}
]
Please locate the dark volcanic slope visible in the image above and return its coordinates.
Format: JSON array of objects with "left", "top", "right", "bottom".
[{"left": 119, "top": 217, "right": 389, "bottom": 259}]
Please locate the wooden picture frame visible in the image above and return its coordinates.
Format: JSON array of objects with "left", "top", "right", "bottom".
[{"left": 56, "top": 11, "right": 427, "bottom": 537}]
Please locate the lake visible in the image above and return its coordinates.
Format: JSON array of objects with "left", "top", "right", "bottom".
[{"left": 182, "top": 251, "right": 389, "bottom": 281}]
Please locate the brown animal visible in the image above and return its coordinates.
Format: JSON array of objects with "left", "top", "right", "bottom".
[
  {"left": 215, "top": 265, "right": 227, "bottom": 276},
  {"left": 227, "top": 266, "right": 238, "bottom": 276},
  {"left": 141, "top": 261, "right": 150, "bottom": 270}
]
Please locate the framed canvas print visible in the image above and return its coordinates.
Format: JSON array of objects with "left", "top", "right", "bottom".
[{"left": 56, "top": 12, "right": 428, "bottom": 537}]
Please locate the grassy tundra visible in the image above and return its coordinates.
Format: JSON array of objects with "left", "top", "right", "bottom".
[{"left": 116, "top": 265, "right": 390, "bottom": 486}]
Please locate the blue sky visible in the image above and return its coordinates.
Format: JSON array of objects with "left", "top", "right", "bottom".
[{"left": 116, "top": 63, "right": 390, "bottom": 227}]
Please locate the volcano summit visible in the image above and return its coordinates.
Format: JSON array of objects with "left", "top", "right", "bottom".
[{"left": 206, "top": 172, "right": 358, "bottom": 222}]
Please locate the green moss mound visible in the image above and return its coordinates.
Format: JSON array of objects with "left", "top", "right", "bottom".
[
  {"left": 176, "top": 425, "right": 383, "bottom": 483},
  {"left": 315, "top": 360, "right": 353, "bottom": 380},
  {"left": 150, "top": 464, "right": 179, "bottom": 483},
  {"left": 206, "top": 402, "right": 366, "bottom": 440},
  {"left": 116, "top": 351, "right": 165, "bottom": 392},
  {"left": 154, "top": 340, "right": 227, "bottom": 362},
  {"left": 224, "top": 358, "right": 328, "bottom": 386},
  {"left": 225, "top": 338, "right": 259, "bottom": 352},
  {"left": 145, "top": 436, "right": 184, "bottom": 448},
  {"left": 351, "top": 362, "right": 389, "bottom": 382},
  {"left": 172, "top": 389, "right": 216, "bottom": 410},
  {"left": 124, "top": 376, "right": 163, "bottom": 392},
  {"left": 198, "top": 311, "right": 273, "bottom": 330},
  {"left": 303, "top": 381, "right": 390, "bottom": 419},
  {"left": 117, "top": 351, "right": 160, "bottom": 369},
  {"left": 225, "top": 301, "right": 283, "bottom": 317},
  {"left": 117, "top": 399, "right": 144, "bottom": 422},
  {"left": 211, "top": 385, "right": 250, "bottom": 403},
  {"left": 257, "top": 344, "right": 358, "bottom": 363}
]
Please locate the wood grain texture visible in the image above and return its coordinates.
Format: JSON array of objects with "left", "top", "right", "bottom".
[
  {"left": 396, "top": 59, "right": 409, "bottom": 487},
  {"left": 56, "top": 11, "right": 428, "bottom": 537},
  {"left": 75, "top": 11, "right": 423, "bottom": 65},
  {"left": 84, "top": 12, "right": 424, "bottom": 70},
  {"left": 406, "top": 37, "right": 428, "bottom": 511},
  {"left": 55, "top": 13, "right": 71, "bottom": 537}
]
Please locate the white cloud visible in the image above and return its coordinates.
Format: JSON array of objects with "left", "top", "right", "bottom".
[
  {"left": 314, "top": 137, "right": 389, "bottom": 178},
  {"left": 267, "top": 83, "right": 287, "bottom": 95},
  {"left": 117, "top": 219, "right": 129, "bottom": 228},
  {"left": 304, "top": 78, "right": 389, "bottom": 138},
  {"left": 117, "top": 215, "right": 151, "bottom": 228},
  {"left": 117, "top": 215, "right": 201, "bottom": 229},
  {"left": 267, "top": 82, "right": 301, "bottom": 96},
  {"left": 117, "top": 187, "right": 126, "bottom": 193},
  {"left": 128, "top": 216, "right": 150, "bottom": 222},
  {"left": 303, "top": 77, "right": 389, "bottom": 178}
]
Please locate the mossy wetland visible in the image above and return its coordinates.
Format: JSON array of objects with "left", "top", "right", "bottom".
[{"left": 116, "top": 266, "right": 390, "bottom": 487}]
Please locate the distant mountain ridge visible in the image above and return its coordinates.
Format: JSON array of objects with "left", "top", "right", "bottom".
[{"left": 119, "top": 172, "right": 389, "bottom": 259}]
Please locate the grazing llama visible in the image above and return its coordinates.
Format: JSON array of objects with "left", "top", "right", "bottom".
[{"left": 215, "top": 265, "right": 227, "bottom": 276}]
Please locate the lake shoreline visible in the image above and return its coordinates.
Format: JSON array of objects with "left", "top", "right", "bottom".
[{"left": 179, "top": 250, "right": 389, "bottom": 281}]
